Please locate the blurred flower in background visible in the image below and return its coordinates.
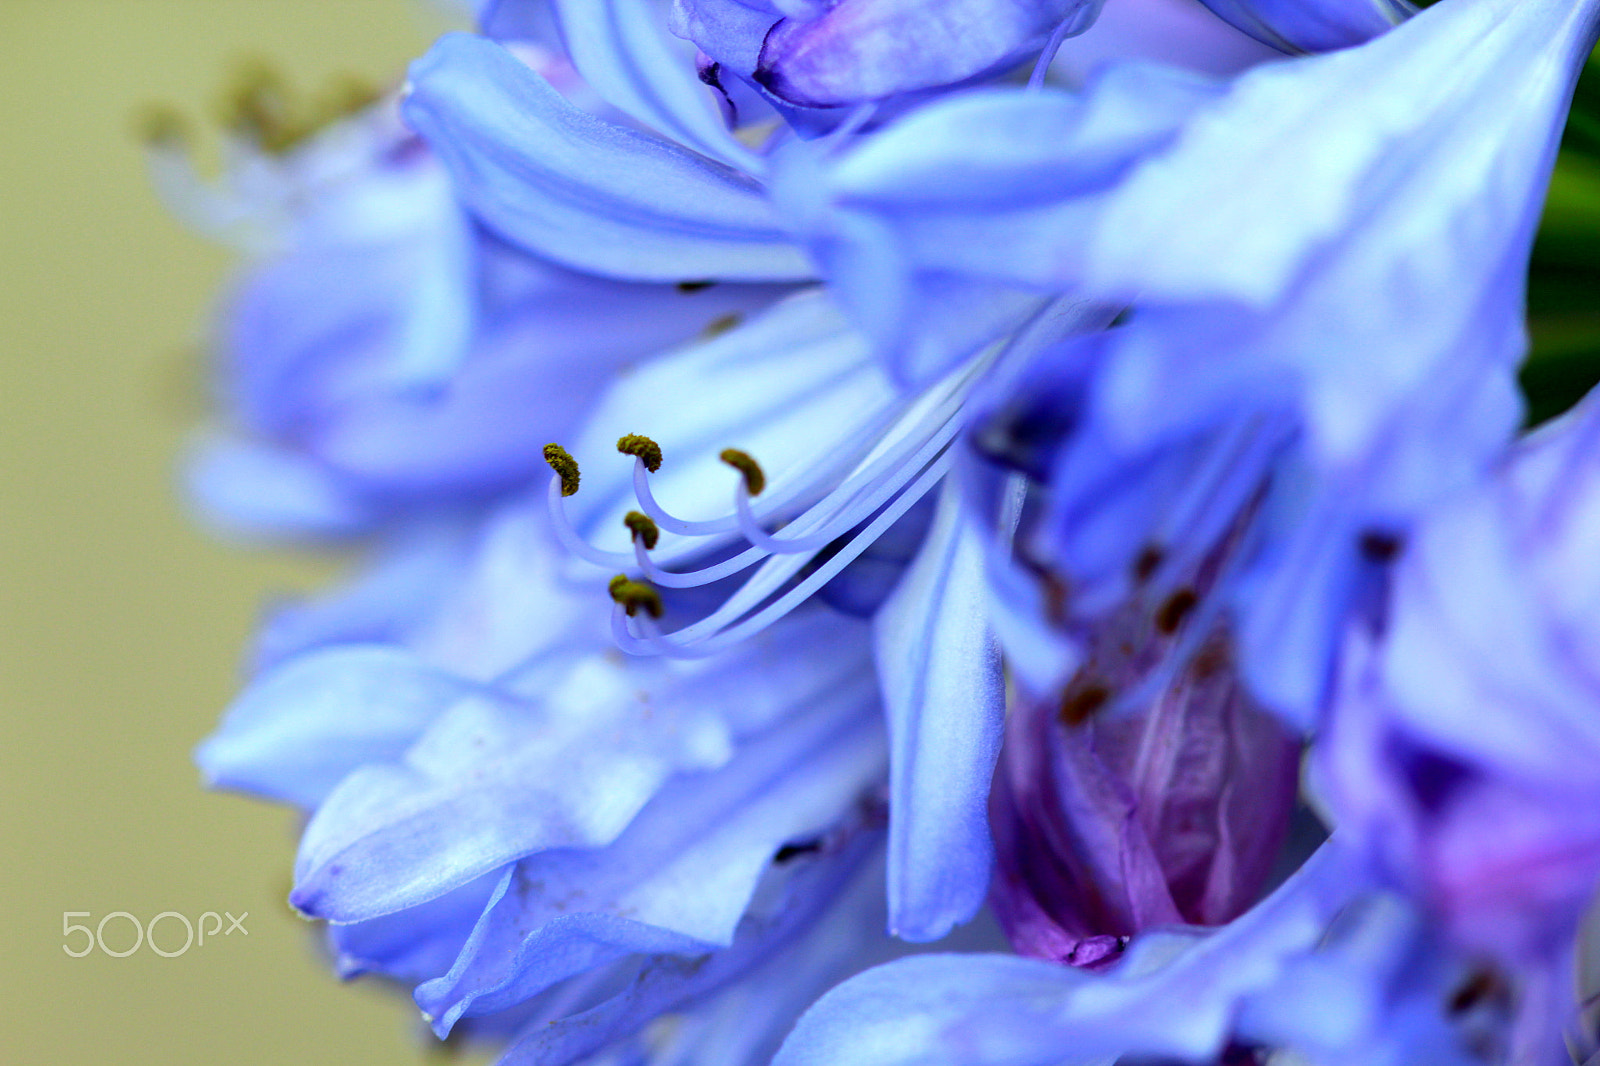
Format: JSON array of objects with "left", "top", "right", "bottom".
[{"left": 162, "top": 0, "right": 1600, "bottom": 1064}]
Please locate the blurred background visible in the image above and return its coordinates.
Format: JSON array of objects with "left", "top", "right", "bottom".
[
  {"left": 0, "top": 2, "right": 487, "bottom": 1062},
  {"left": 5, "top": 2, "right": 1600, "bottom": 1064}
]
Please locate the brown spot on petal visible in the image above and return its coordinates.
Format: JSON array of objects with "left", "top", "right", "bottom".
[
  {"left": 1191, "top": 640, "right": 1231, "bottom": 680},
  {"left": 1359, "top": 529, "right": 1403, "bottom": 563},
  {"left": 1448, "top": 968, "right": 1508, "bottom": 1015},
  {"left": 1155, "top": 588, "right": 1198, "bottom": 634},
  {"left": 1059, "top": 682, "right": 1110, "bottom": 725},
  {"left": 701, "top": 312, "right": 743, "bottom": 340},
  {"left": 1132, "top": 544, "right": 1164, "bottom": 584}
]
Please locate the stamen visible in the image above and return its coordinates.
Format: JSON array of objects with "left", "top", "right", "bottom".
[
  {"left": 1029, "top": 20, "right": 1073, "bottom": 88},
  {"left": 632, "top": 536, "right": 768, "bottom": 589},
  {"left": 222, "top": 61, "right": 301, "bottom": 154},
  {"left": 543, "top": 443, "right": 581, "bottom": 496},
  {"left": 134, "top": 104, "right": 190, "bottom": 148},
  {"left": 608, "top": 574, "right": 663, "bottom": 618},
  {"left": 719, "top": 449, "right": 766, "bottom": 496},
  {"left": 617, "top": 434, "right": 663, "bottom": 473},
  {"left": 549, "top": 331, "right": 1026, "bottom": 658},
  {"left": 617, "top": 450, "right": 952, "bottom": 657},
  {"left": 624, "top": 511, "right": 660, "bottom": 550},
  {"left": 546, "top": 474, "right": 635, "bottom": 567},
  {"left": 219, "top": 60, "right": 381, "bottom": 155}
]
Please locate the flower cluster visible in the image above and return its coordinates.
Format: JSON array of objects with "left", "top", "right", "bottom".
[{"left": 164, "top": 0, "right": 1600, "bottom": 1063}]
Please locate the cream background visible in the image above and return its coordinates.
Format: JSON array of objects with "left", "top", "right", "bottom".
[{"left": 1, "top": 2, "right": 488, "bottom": 1062}]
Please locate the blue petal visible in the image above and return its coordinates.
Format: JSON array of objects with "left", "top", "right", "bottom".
[
  {"left": 1080, "top": 0, "right": 1590, "bottom": 314},
  {"left": 671, "top": 0, "right": 775, "bottom": 78},
  {"left": 873, "top": 481, "right": 1004, "bottom": 942},
  {"left": 290, "top": 610, "right": 875, "bottom": 921},
  {"left": 549, "top": 0, "right": 761, "bottom": 171},
  {"left": 496, "top": 829, "right": 885, "bottom": 1066},
  {"left": 219, "top": 161, "right": 476, "bottom": 438},
  {"left": 403, "top": 34, "right": 810, "bottom": 282},
  {"left": 328, "top": 866, "right": 510, "bottom": 984},
  {"left": 756, "top": 0, "right": 1103, "bottom": 108},
  {"left": 561, "top": 289, "right": 899, "bottom": 554},
  {"left": 1195, "top": 0, "right": 1412, "bottom": 53},
  {"left": 248, "top": 520, "right": 477, "bottom": 672},
  {"left": 1050, "top": 0, "right": 1279, "bottom": 81},
  {"left": 477, "top": 0, "right": 559, "bottom": 41},
  {"left": 185, "top": 435, "right": 376, "bottom": 540},
  {"left": 771, "top": 69, "right": 1218, "bottom": 381},
  {"left": 196, "top": 644, "right": 483, "bottom": 809},
  {"left": 414, "top": 680, "right": 885, "bottom": 1034},
  {"left": 774, "top": 845, "right": 1351, "bottom": 1066}
]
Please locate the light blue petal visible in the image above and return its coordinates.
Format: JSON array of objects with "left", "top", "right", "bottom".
[
  {"left": 774, "top": 845, "right": 1351, "bottom": 1066},
  {"left": 185, "top": 435, "right": 376, "bottom": 540},
  {"left": 414, "top": 671, "right": 885, "bottom": 1032},
  {"left": 873, "top": 480, "right": 1004, "bottom": 942},
  {"left": 1196, "top": 0, "right": 1412, "bottom": 53},
  {"left": 220, "top": 160, "right": 475, "bottom": 436},
  {"left": 771, "top": 69, "right": 1216, "bottom": 382},
  {"left": 403, "top": 34, "right": 809, "bottom": 282},
  {"left": 248, "top": 520, "right": 477, "bottom": 673},
  {"left": 562, "top": 289, "right": 900, "bottom": 554},
  {"left": 756, "top": 0, "right": 1101, "bottom": 108},
  {"left": 550, "top": 0, "right": 761, "bottom": 171},
  {"left": 196, "top": 644, "right": 483, "bottom": 809},
  {"left": 1235, "top": 893, "right": 1490, "bottom": 1066},
  {"left": 1081, "top": 0, "right": 1592, "bottom": 313},
  {"left": 671, "top": 0, "right": 775, "bottom": 76},
  {"left": 496, "top": 829, "right": 884, "bottom": 1066},
  {"left": 328, "top": 866, "right": 510, "bottom": 984},
  {"left": 290, "top": 611, "right": 875, "bottom": 921}
]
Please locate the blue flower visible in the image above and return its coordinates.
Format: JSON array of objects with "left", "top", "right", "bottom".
[
  {"left": 675, "top": 0, "right": 1105, "bottom": 109},
  {"left": 400, "top": 9, "right": 1036, "bottom": 941},
  {"left": 774, "top": 842, "right": 1524, "bottom": 1066},
  {"left": 179, "top": 0, "right": 1600, "bottom": 1062},
  {"left": 1319, "top": 392, "right": 1600, "bottom": 1063},
  {"left": 781, "top": 0, "right": 1592, "bottom": 724},
  {"left": 153, "top": 60, "right": 781, "bottom": 540}
]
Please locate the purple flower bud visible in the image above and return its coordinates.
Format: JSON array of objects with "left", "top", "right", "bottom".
[
  {"left": 755, "top": 0, "right": 1101, "bottom": 107},
  {"left": 990, "top": 603, "right": 1301, "bottom": 967}
]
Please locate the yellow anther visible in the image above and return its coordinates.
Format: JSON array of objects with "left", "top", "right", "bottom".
[
  {"left": 543, "top": 443, "right": 581, "bottom": 496},
  {"left": 624, "top": 511, "right": 660, "bottom": 551},
  {"left": 608, "top": 574, "right": 664, "bottom": 618},
  {"left": 134, "top": 104, "right": 190, "bottom": 147},
  {"left": 719, "top": 449, "right": 766, "bottom": 496},
  {"left": 617, "top": 434, "right": 663, "bottom": 473}
]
